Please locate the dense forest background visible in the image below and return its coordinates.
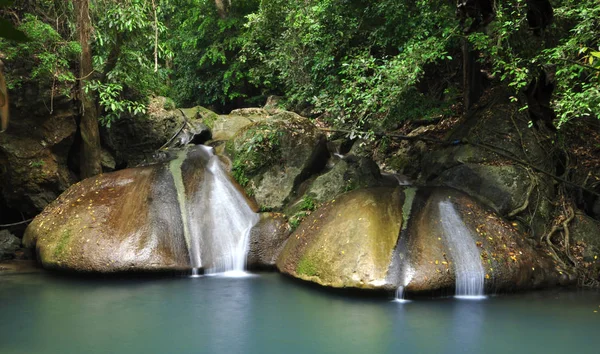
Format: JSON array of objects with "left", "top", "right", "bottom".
[
  {"left": 1, "top": 0, "right": 600, "bottom": 284},
  {"left": 1, "top": 0, "right": 598, "bottom": 133}
]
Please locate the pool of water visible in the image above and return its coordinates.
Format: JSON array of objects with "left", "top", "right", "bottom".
[{"left": 0, "top": 273, "right": 598, "bottom": 354}]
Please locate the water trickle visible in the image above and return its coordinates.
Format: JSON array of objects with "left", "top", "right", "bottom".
[
  {"left": 169, "top": 149, "right": 201, "bottom": 269},
  {"left": 170, "top": 145, "right": 259, "bottom": 275},
  {"left": 393, "top": 286, "right": 410, "bottom": 303},
  {"left": 438, "top": 200, "right": 486, "bottom": 299}
]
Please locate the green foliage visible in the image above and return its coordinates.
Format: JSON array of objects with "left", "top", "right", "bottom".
[
  {"left": 468, "top": 0, "right": 600, "bottom": 128},
  {"left": 168, "top": 0, "right": 261, "bottom": 108},
  {"left": 288, "top": 210, "right": 309, "bottom": 232},
  {"left": 0, "top": 14, "right": 79, "bottom": 91},
  {"left": 244, "top": 0, "right": 458, "bottom": 133},
  {"left": 299, "top": 195, "right": 316, "bottom": 212},
  {"left": 89, "top": 0, "right": 171, "bottom": 126},
  {"left": 228, "top": 123, "right": 283, "bottom": 183},
  {"left": 163, "top": 97, "right": 176, "bottom": 110}
]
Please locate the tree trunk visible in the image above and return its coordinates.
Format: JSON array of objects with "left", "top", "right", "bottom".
[
  {"left": 215, "top": 0, "right": 227, "bottom": 18},
  {"left": 462, "top": 38, "right": 483, "bottom": 111},
  {"left": 75, "top": 0, "right": 102, "bottom": 178}
]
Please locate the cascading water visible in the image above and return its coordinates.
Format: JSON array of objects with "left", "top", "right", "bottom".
[
  {"left": 438, "top": 200, "right": 486, "bottom": 299},
  {"left": 170, "top": 146, "right": 259, "bottom": 276}
]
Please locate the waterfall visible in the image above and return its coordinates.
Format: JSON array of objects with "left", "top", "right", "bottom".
[
  {"left": 170, "top": 146, "right": 259, "bottom": 275},
  {"left": 438, "top": 200, "right": 485, "bottom": 299}
]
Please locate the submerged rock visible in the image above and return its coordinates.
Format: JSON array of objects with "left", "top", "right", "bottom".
[
  {"left": 23, "top": 146, "right": 258, "bottom": 273},
  {"left": 277, "top": 187, "right": 567, "bottom": 294}
]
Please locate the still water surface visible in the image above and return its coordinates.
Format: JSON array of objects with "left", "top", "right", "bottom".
[{"left": 0, "top": 273, "right": 598, "bottom": 354}]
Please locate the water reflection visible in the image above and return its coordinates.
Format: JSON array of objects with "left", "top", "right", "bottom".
[{"left": 0, "top": 273, "right": 599, "bottom": 354}]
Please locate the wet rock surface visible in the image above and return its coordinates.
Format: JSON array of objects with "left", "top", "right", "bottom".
[
  {"left": 277, "top": 187, "right": 566, "bottom": 293},
  {"left": 247, "top": 213, "right": 290, "bottom": 270}
]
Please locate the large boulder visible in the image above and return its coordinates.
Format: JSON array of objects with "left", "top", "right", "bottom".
[
  {"left": 207, "top": 108, "right": 271, "bottom": 142},
  {"left": 23, "top": 146, "right": 258, "bottom": 273},
  {"left": 301, "top": 156, "right": 384, "bottom": 205},
  {"left": 225, "top": 112, "right": 328, "bottom": 210},
  {"left": 277, "top": 188, "right": 404, "bottom": 289},
  {"left": 277, "top": 187, "right": 568, "bottom": 294}
]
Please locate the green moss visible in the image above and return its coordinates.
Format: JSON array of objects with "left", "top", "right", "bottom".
[
  {"left": 299, "top": 195, "right": 316, "bottom": 211},
  {"left": 53, "top": 229, "right": 72, "bottom": 259},
  {"left": 227, "top": 122, "right": 285, "bottom": 187},
  {"left": 387, "top": 155, "right": 411, "bottom": 171},
  {"left": 163, "top": 98, "right": 176, "bottom": 110},
  {"left": 297, "top": 255, "right": 318, "bottom": 277},
  {"left": 202, "top": 112, "right": 218, "bottom": 129}
]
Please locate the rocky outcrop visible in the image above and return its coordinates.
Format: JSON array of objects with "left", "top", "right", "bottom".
[
  {"left": 103, "top": 97, "right": 187, "bottom": 167},
  {"left": 277, "top": 187, "right": 567, "bottom": 294},
  {"left": 0, "top": 91, "right": 77, "bottom": 217},
  {"left": 225, "top": 112, "right": 328, "bottom": 210},
  {"left": 404, "top": 92, "right": 558, "bottom": 238}
]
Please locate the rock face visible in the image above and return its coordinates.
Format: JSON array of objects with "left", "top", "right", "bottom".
[
  {"left": 226, "top": 112, "right": 328, "bottom": 210},
  {"left": 0, "top": 94, "right": 77, "bottom": 216},
  {"left": 277, "top": 187, "right": 567, "bottom": 294},
  {"left": 0, "top": 230, "right": 21, "bottom": 261},
  {"left": 303, "top": 156, "right": 384, "bottom": 203},
  {"left": 103, "top": 97, "right": 188, "bottom": 167},
  {"left": 392, "top": 91, "right": 557, "bottom": 239},
  {"left": 23, "top": 146, "right": 258, "bottom": 273}
]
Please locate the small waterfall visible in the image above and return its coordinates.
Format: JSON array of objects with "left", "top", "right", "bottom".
[
  {"left": 170, "top": 146, "right": 259, "bottom": 276},
  {"left": 438, "top": 200, "right": 486, "bottom": 299},
  {"left": 198, "top": 148, "right": 259, "bottom": 275},
  {"left": 393, "top": 286, "right": 409, "bottom": 303}
]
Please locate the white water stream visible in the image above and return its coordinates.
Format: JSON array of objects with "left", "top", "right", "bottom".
[
  {"left": 170, "top": 146, "right": 259, "bottom": 275},
  {"left": 438, "top": 200, "right": 486, "bottom": 299}
]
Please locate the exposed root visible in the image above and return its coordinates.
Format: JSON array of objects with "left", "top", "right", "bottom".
[{"left": 508, "top": 168, "right": 537, "bottom": 218}]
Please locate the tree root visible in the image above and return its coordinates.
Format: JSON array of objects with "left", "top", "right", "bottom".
[{"left": 508, "top": 168, "right": 537, "bottom": 218}]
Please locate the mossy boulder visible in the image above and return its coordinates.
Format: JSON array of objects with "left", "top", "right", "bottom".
[
  {"left": 277, "top": 187, "right": 568, "bottom": 294},
  {"left": 226, "top": 113, "right": 327, "bottom": 210},
  {"left": 277, "top": 187, "right": 403, "bottom": 289},
  {"left": 23, "top": 165, "right": 191, "bottom": 272},
  {"left": 208, "top": 109, "right": 271, "bottom": 142}
]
